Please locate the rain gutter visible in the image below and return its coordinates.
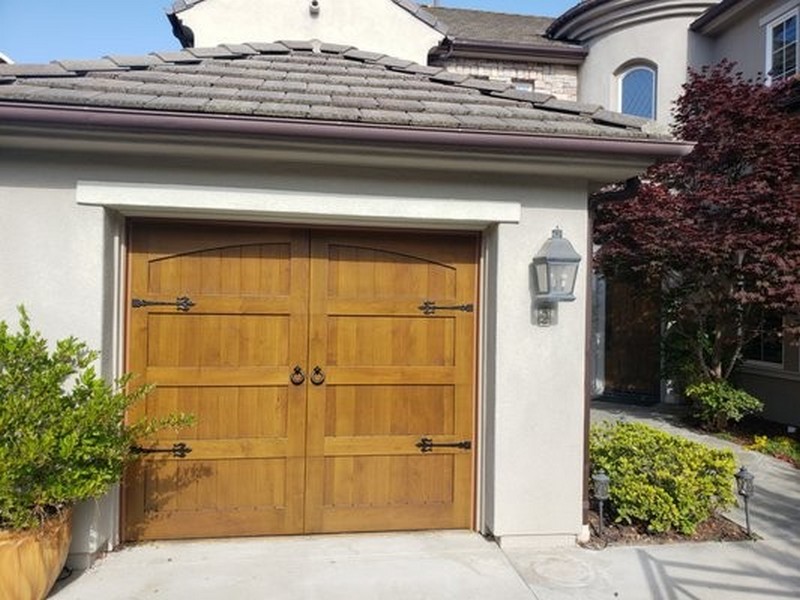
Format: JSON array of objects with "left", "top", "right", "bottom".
[
  {"left": 0, "top": 103, "right": 692, "bottom": 160},
  {"left": 430, "top": 39, "right": 587, "bottom": 65}
]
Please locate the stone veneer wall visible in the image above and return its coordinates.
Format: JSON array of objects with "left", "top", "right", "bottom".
[{"left": 440, "top": 57, "right": 579, "bottom": 100}]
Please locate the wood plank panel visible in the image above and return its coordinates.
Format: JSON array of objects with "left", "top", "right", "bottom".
[
  {"left": 124, "top": 223, "right": 309, "bottom": 541},
  {"left": 126, "top": 224, "right": 477, "bottom": 540},
  {"left": 305, "top": 231, "right": 478, "bottom": 533}
]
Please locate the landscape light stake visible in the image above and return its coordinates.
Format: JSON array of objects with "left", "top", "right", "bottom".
[
  {"left": 592, "top": 469, "right": 610, "bottom": 537},
  {"left": 734, "top": 466, "right": 755, "bottom": 538}
]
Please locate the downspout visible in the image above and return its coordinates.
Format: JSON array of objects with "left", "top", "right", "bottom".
[{"left": 582, "top": 194, "right": 594, "bottom": 534}]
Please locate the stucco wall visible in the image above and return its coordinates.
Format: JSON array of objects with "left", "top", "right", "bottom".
[
  {"left": 483, "top": 182, "right": 589, "bottom": 544},
  {"left": 0, "top": 145, "right": 593, "bottom": 560},
  {"left": 578, "top": 16, "right": 699, "bottom": 123},
  {"left": 0, "top": 177, "right": 119, "bottom": 568},
  {"left": 737, "top": 369, "right": 800, "bottom": 426},
  {"left": 706, "top": 0, "right": 800, "bottom": 80},
  {"left": 178, "top": 0, "right": 444, "bottom": 64}
]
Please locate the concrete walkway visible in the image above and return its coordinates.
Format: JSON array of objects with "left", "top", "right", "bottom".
[
  {"left": 51, "top": 402, "right": 800, "bottom": 599},
  {"left": 500, "top": 400, "right": 800, "bottom": 599},
  {"left": 591, "top": 400, "right": 800, "bottom": 542}
]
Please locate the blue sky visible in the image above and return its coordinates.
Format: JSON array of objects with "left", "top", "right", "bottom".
[{"left": 0, "top": 1, "right": 580, "bottom": 64}]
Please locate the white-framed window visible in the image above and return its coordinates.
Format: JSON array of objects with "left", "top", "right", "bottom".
[
  {"left": 618, "top": 65, "right": 656, "bottom": 119},
  {"left": 766, "top": 9, "right": 798, "bottom": 82}
]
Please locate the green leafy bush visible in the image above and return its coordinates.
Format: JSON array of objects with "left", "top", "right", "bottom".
[
  {"left": 685, "top": 379, "right": 763, "bottom": 431},
  {"left": 590, "top": 421, "right": 736, "bottom": 534},
  {"left": 748, "top": 434, "right": 800, "bottom": 466},
  {"left": 0, "top": 307, "right": 192, "bottom": 530}
]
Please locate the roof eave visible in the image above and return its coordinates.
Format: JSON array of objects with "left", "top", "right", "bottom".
[
  {"left": 546, "top": 0, "right": 608, "bottom": 39},
  {"left": 0, "top": 102, "right": 691, "bottom": 164},
  {"left": 690, "top": 0, "right": 759, "bottom": 35},
  {"left": 432, "top": 39, "right": 587, "bottom": 65}
]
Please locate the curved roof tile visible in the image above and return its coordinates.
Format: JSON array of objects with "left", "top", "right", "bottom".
[{"left": 0, "top": 41, "right": 664, "bottom": 140}]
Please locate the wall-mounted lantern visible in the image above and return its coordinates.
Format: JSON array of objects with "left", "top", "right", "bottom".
[
  {"left": 310, "top": 0, "right": 320, "bottom": 16},
  {"left": 532, "top": 227, "right": 582, "bottom": 326}
]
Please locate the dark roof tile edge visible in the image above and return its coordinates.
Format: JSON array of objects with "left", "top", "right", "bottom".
[{"left": 391, "top": 0, "right": 448, "bottom": 35}]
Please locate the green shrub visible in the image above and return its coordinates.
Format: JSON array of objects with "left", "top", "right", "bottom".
[
  {"left": 685, "top": 379, "right": 763, "bottom": 431},
  {"left": 749, "top": 434, "right": 800, "bottom": 465},
  {"left": 590, "top": 421, "right": 736, "bottom": 534},
  {"left": 0, "top": 307, "right": 192, "bottom": 530}
]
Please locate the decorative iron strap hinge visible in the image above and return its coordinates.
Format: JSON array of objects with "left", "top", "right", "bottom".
[
  {"left": 415, "top": 437, "right": 472, "bottom": 453},
  {"left": 131, "top": 296, "right": 195, "bottom": 312},
  {"left": 131, "top": 442, "right": 193, "bottom": 458},
  {"left": 417, "top": 300, "right": 474, "bottom": 315}
]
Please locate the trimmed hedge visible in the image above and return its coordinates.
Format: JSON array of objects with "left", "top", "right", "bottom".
[{"left": 590, "top": 421, "right": 736, "bottom": 534}]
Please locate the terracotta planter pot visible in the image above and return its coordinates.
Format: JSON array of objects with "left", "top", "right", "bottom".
[{"left": 0, "top": 509, "right": 73, "bottom": 600}]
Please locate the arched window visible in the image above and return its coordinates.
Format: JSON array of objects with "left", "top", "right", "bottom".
[{"left": 619, "top": 66, "right": 656, "bottom": 119}]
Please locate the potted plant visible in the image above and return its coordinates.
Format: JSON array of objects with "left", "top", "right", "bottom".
[{"left": 0, "top": 307, "right": 191, "bottom": 600}]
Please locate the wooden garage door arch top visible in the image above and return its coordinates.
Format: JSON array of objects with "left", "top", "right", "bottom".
[{"left": 124, "top": 222, "right": 478, "bottom": 541}]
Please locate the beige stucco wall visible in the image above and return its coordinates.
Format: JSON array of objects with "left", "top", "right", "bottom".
[
  {"left": 705, "top": 0, "right": 800, "bottom": 80},
  {"left": 578, "top": 15, "right": 700, "bottom": 123},
  {"left": 483, "top": 182, "right": 589, "bottom": 544},
  {"left": 0, "top": 139, "right": 599, "bottom": 561},
  {"left": 178, "top": 0, "right": 444, "bottom": 64},
  {"left": 441, "top": 57, "right": 579, "bottom": 101}
]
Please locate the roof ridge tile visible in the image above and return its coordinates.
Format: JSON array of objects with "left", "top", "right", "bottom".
[
  {"left": 0, "top": 63, "right": 72, "bottom": 77},
  {"left": 244, "top": 42, "right": 291, "bottom": 54},
  {"left": 106, "top": 54, "right": 166, "bottom": 69},
  {"left": 277, "top": 40, "right": 316, "bottom": 52},
  {"left": 342, "top": 49, "right": 387, "bottom": 63},
  {"left": 429, "top": 71, "right": 470, "bottom": 84},
  {"left": 185, "top": 46, "right": 241, "bottom": 59},
  {"left": 319, "top": 43, "right": 356, "bottom": 55},
  {"left": 55, "top": 59, "right": 126, "bottom": 73},
  {"left": 151, "top": 50, "right": 203, "bottom": 64}
]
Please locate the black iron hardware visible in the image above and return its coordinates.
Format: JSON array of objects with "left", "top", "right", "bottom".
[
  {"left": 131, "top": 442, "right": 193, "bottom": 458},
  {"left": 310, "top": 366, "right": 326, "bottom": 385},
  {"left": 417, "top": 300, "right": 474, "bottom": 315},
  {"left": 131, "top": 296, "right": 195, "bottom": 312},
  {"left": 415, "top": 437, "right": 472, "bottom": 453},
  {"left": 290, "top": 365, "right": 306, "bottom": 385}
]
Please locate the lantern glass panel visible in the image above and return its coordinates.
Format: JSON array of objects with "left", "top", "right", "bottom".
[
  {"left": 535, "top": 262, "right": 550, "bottom": 294},
  {"left": 550, "top": 262, "right": 578, "bottom": 295}
]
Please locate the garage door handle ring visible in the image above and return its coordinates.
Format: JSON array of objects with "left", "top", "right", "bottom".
[
  {"left": 290, "top": 366, "right": 306, "bottom": 385},
  {"left": 311, "top": 366, "right": 326, "bottom": 385}
]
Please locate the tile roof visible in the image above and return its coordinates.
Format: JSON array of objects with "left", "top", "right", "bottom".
[
  {"left": 0, "top": 41, "right": 662, "bottom": 140},
  {"left": 423, "top": 6, "right": 576, "bottom": 48}
]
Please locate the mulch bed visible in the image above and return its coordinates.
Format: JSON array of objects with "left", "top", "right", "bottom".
[{"left": 581, "top": 509, "right": 751, "bottom": 549}]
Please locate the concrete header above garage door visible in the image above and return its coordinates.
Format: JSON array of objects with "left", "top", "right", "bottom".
[{"left": 77, "top": 181, "right": 522, "bottom": 229}]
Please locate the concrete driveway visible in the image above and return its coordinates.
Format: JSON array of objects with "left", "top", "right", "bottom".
[{"left": 51, "top": 401, "right": 800, "bottom": 599}]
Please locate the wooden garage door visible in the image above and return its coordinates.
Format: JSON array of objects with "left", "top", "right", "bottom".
[{"left": 124, "top": 222, "right": 477, "bottom": 541}]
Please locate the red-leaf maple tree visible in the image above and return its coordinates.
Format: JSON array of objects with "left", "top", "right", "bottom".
[{"left": 594, "top": 62, "right": 800, "bottom": 383}]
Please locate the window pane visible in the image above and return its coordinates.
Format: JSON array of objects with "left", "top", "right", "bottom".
[
  {"left": 744, "top": 313, "right": 783, "bottom": 364},
  {"left": 770, "top": 15, "right": 798, "bottom": 81},
  {"left": 774, "top": 21, "right": 786, "bottom": 47},
  {"left": 787, "top": 43, "right": 797, "bottom": 74},
  {"left": 621, "top": 68, "right": 655, "bottom": 119}
]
